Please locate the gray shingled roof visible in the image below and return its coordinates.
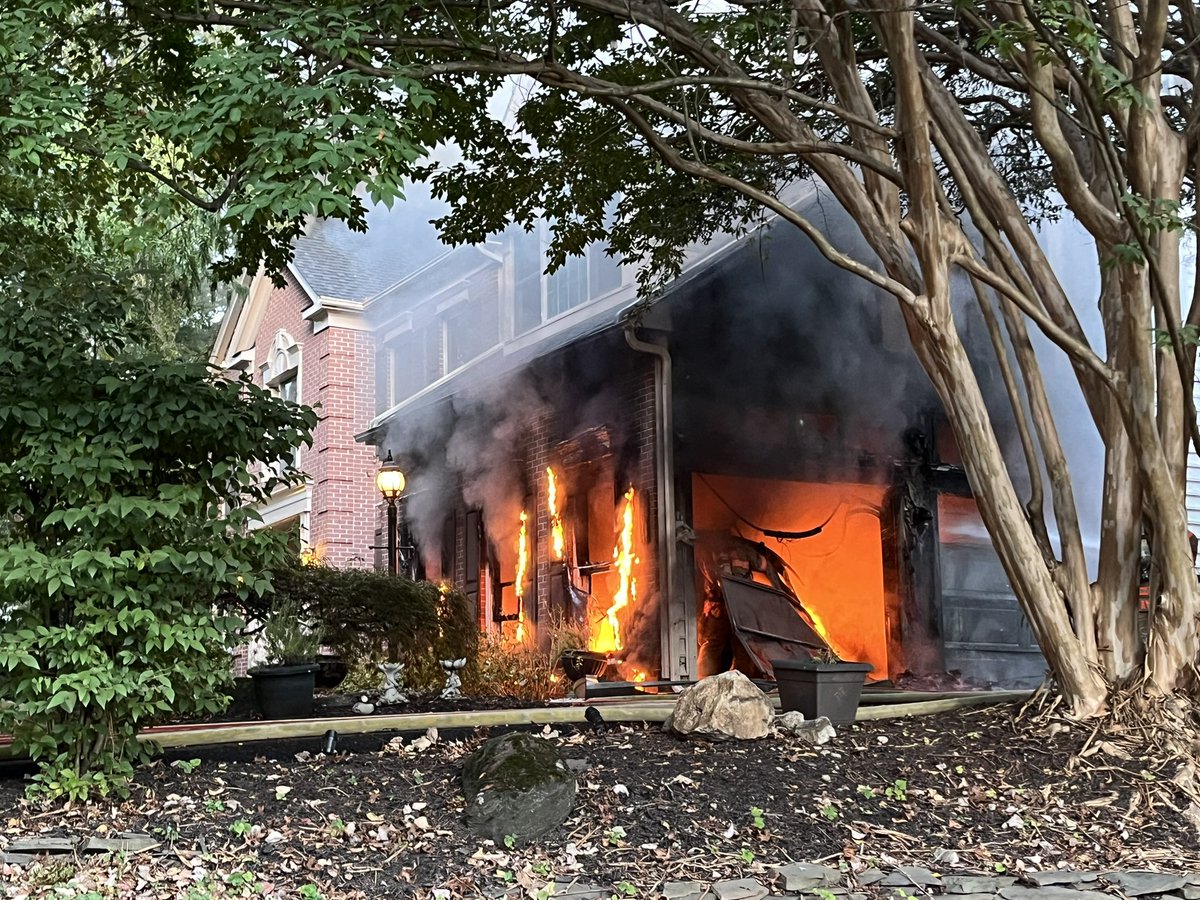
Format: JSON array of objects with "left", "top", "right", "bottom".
[{"left": 291, "top": 185, "right": 448, "bottom": 301}]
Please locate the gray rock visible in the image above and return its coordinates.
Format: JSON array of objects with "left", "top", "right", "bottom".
[
  {"left": 881, "top": 867, "right": 941, "bottom": 887},
  {"left": 663, "top": 883, "right": 710, "bottom": 900},
  {"left": 942, "top": 877, "right": 1015, "bottom": 894},
  {"left": 777, "top": 863, "right": 841, "bottom": 891},
  {"left": 461, "top": 732, "right": 577, "bottom": 845},
  {"left": 1024, "top": 871, "right": 1098, "bottom": 887},
  {"left": 564, "top": 757, "right": 589, "bottom": 773},
  {"left": 0, "top": 853, "right": 36, "bottom": 867},
  {"left": 777, "top": 711, "right": 837, "bottom": 744},
  {"left": 1112, "top": 872, "right": 1189, "bottom": 896},
  {"left": 1177, "top": 885, "right": 1200, "bottom": 900},
  {"left": 668, "top": 671, "right": 774, "bottom": 741},
  {"left": 999, "top": 887, "right": 1111, "bottom": 900},
  {"left": 714, "top": 879, "right": 769, "bottom": 900},
  {"left": 855, "top": 870, "right": 886, "bottom": 887}
]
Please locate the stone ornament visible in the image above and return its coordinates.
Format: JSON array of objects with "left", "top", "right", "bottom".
[
  {"left": 377, "top": 662, "right": 408, "bottom": 705},
  {"left": 440, "top": 657, "right": 467, "bottom": 700}
]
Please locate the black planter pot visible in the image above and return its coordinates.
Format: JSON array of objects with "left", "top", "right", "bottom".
[
  {"left": 560, "top": 649, "right": 610, "bottom": 681},
  {"left": 248, "top": 663, "right": 320, "bottom": 720},
  {"left": 771, "top": 659, "right": 874, "bottom": 724}
]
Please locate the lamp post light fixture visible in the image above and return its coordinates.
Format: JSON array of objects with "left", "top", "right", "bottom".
[{"left": 375, "top": 451, "right": 406, "bottom": 575}]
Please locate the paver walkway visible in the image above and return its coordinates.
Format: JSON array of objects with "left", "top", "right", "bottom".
[{"left": 510, "top": 865, "right": 1200, "bottom": 900}]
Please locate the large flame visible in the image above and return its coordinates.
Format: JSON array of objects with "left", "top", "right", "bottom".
[
  {"left": 547, "top": 467, "right": 565, "bottom": 561},
  {"left": 515, "top": 511, "right": 529, "bottom": 642},
  {"left": 591, "top": 486, "right": 638, "bottom": 653}
]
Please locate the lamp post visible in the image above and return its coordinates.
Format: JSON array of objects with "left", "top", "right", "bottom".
[{"left": 375, "top": 451, "right": 406, "bottom": 575}]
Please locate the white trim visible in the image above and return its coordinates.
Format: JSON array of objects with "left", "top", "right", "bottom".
[
  {"left": 262, "top": 329, "right": 301, "bottom": 388},
  {"left": 250, "top": 484, "right": 312, "bottom": 532},
  {"left": 435, "top": 286, "right": 472, "bottom": 314},
  {"left": 303, "top": 295, "right": 369, "bottom": 334}
]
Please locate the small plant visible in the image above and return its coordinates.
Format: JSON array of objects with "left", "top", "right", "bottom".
[
  {"left": 172, "top": 758, "right": 202, "bottom": 775},
  {"left": 261, "top": 598, "right": 322, "bottom": 665},
  {"left": 204, "top": 798, "right": 226, "bottom": 813},
  {"left": 229, "top": 819, "right": 253, "bottom": 837},
  {"left": 954, "top": 765, "right": 965, "bottom": 775},
  {"left": 274, "top": 785, "right": 292, "bottom": 801},
  {"left": 604, "top": 825, "right": 627, "bottom": 846},
  {"left": 739, "top": 847, "right": 755, "bottom": 864},
  {"left": 820, "top": 804, "right": 840, "bottom": 820},
  {"left": 503, "top": 833, "right": 518, "bottom": 849},
  {"left": 815, "top": 889, "right": 839, "bottom": 900},
  {"left": 994, "top": 862, "right": 1008, "bottom": 874},
  {"left": 749, "top": 806, "right": 766, "bottom": 829},
  {"left": 299, "top": 886, "right": 325, "bottom": 900},
  {"left": 856, "top": 785, "right": 876, "bottom": 800},
  {"left": 328, "top": 817, "right": 347, "bottom": 838},
  {"left": 885, "top": 779, "right": 908, "bottom": 802},
  {"left": 532, "top": 861, "right": 551, "bottom": 876},
  {"left": 497, "top": 870, "right": 515, "bottom": 883},
  {"left": 616, "top": 883, "right": 637, "bottom": 897},
  {"left": 225, "top": 871, "right": 258, "bottom": 891}
]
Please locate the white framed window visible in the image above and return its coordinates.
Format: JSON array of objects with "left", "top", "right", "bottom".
[
  {"left": 261, "top": 331, "right": 302, "bottom": 480},
  {"left": 511, "top": 223, "right": 622, "bottom": 335}
]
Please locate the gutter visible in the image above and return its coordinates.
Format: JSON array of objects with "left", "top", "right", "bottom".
[{"left": 623, "top": 325, "right": 687, "bottom": 680}]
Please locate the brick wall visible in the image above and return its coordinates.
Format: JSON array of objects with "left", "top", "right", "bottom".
[{"left": 250, "top": 272, "right": 378, "bottom": 569}]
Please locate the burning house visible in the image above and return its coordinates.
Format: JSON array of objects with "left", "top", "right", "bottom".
[{"left": 358, "top": 188, "right": 1047, "bottom": 692}]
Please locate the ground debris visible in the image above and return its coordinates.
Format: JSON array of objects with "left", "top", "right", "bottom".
[{"left": 2, "top": 704, "right": 1199, "bottom": 896}]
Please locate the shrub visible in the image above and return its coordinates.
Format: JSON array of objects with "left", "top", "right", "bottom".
[
  {"left": 258, "top": 564, "right": 479, "bottom": 691},
  {"left": 463, "top": 614, "right": 588, "bottom": 702},
  {"left": 0, "top": 291, "right": 314, "bottom": 800}
]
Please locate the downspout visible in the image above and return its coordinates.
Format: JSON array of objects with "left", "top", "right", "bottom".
[{"left": 623, "top": 325, "right": 687, "bottom": 680}]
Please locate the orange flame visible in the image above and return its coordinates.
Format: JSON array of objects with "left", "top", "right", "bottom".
[
  {"left": 547, "top": 467, "right": 565, "bottom": 561},
  {"left": 799, "top": 600, "right": 847, "bottom": 660},
  {"left": 631, "top": 668, "right": 648, "bottom": 684},
  {"left": 515, "top": 511, "right": 529, "bottom": 642},
  {"left": 591, "top": 487, "right": 637, "bottom": 653}
]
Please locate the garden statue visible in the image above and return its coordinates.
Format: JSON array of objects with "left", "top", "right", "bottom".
[
  {"left": 377, "top": 662, "right": 408, "bottom": 705},
  {"left": 440, "top": 657, "right": 467, "bottom": 700}
]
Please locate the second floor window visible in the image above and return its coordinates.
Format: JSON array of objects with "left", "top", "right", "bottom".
[
  {"left": 444, "top": 292, "right": 499, "bottom": 372},
  {"left": 276, "top": 374, "right": 298, "bottom": 405},
  {"left": 512, "top": 225, "right": 623, "bottom": 335}
]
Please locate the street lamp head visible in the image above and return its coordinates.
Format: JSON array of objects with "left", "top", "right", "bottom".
[{"left": 375, "top": 450, "right": 406, "bottom": 501}]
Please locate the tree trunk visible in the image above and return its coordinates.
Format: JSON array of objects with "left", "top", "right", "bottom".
[{"left": 902, "top": 299, "right": 1109, "bottom": 716}]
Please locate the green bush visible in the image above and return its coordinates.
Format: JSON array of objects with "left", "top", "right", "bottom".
[
  {"left": 0, "top": 290, "right": 315, "bottom": 800},
  {"left": 261, "top": 564, "right": 479, "bottom": 691}
]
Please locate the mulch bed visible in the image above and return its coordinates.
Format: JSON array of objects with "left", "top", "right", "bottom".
[{"left": 2, "top": 702, "right": 1197, "bottom": 899}]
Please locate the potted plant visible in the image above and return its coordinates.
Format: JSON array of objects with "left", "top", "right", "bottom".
[
  {"left": 248, "top": 599, "right": 323, "bottom": 719},
  {"left": 771, "top": 651, "right": 873, "bottom": 725}
]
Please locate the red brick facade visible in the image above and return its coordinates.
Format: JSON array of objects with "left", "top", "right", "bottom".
[{"left": 246, "top": 272, "right": 379, "bottom": 569}]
